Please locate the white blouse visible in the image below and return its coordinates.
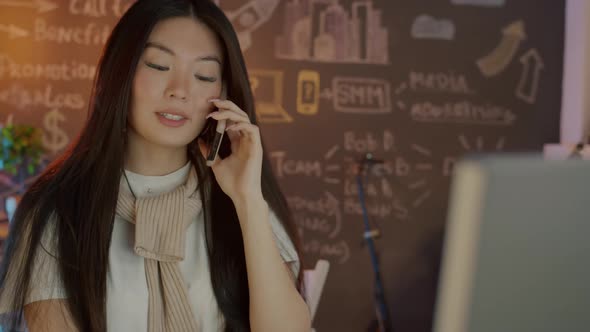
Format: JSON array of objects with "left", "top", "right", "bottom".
[{"left": 0, "top": 162, "right": 300, "bottom": 331}]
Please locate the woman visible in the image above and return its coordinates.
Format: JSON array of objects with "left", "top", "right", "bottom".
[{"left": 0, "top": 0, "right": 310, "bottom": 331}]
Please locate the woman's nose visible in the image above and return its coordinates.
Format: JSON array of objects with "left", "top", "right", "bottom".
[{"left": 165, "top": 74, "right": 190, "bottom": 101}]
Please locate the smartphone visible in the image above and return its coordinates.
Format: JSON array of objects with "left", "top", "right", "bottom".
[
  {"left": 297, "top": 70, "right": 319, "bottom": 115},
  {"left": 199, "top": 81, "right": 228, "bottom": 166}
]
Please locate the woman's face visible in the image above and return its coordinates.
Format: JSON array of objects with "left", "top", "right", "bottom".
[{"left": 129, "top": 17, "right": 224, "bottom": 149}]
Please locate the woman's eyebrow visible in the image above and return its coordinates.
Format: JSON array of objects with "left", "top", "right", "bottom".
[{"left": 145, "top": 41, "right": 221, "bottom": 65}]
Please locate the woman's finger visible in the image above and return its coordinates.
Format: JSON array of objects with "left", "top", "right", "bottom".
[
  {"left": 210, "top": 99, "right": 250, "bottom": 119},
  {"left": 226, "top": 120, "right": 242, "bottom": 149},
  {"left": 226, "top": 122, "right": 260, "bottom": 142},
  {"left": 207, "top": 109, "right": 251, "bottom": 123}
]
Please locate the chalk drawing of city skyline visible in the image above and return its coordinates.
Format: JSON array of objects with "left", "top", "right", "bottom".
[{"left": 275, "top": 0, "right": 389, "bottom": 64}]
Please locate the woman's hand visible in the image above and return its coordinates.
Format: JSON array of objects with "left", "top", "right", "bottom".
[{"left": 198, "top": 99, "right": 264, "bottom": 204}]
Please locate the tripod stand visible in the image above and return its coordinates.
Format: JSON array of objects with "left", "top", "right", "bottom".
[{"left": 356, "top": 153, "right": 393, "bottom": 332}]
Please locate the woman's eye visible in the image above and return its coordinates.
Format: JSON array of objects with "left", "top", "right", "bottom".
[
  {"left": 145, "top": 62, "right": 168, "bottom": 71},
  {"left": 195, "top": 75, "right": 216, "bottom": 83}
]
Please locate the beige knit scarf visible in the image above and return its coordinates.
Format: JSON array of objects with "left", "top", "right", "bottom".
[{"left": 116, "top": 166, "right": 202, "bottom": 331}]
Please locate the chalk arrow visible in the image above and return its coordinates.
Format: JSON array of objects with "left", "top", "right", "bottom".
[
  {"left": 516, "top": 48, "right": 544, "bottom": 104},
  {"left": 0, "top": 24, "right": 28, "bottom": 39},
  {"left": 477, "top": 20, "right": 526, "bottom": 77},
  {"left": 0, "top": 0, "right": 58, "bottom": 13}
]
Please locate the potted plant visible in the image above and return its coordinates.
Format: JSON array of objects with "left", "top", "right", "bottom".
[
  {"left": 0, "top": 124, "right": 44, "bottom": 183},
  {"left": 0, "top": 124, "right": 45, "bottom": 228}
]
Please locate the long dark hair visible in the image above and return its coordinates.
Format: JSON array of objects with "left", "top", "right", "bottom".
[{"left": 0, "top": 1, "right": 303, "bottom": 331}]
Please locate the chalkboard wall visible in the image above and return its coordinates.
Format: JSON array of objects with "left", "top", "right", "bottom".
[{"left": 0, "top": 1, "right": 564, "bottom": 331}]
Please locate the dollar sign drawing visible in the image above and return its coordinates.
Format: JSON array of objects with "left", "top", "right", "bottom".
[{"left": 42, "top": 109, "right": 69, "bottom": 154}]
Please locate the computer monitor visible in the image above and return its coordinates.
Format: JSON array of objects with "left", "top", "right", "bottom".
[{"left": 433, "top": 154, "right": 590, "bottom": 332}]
